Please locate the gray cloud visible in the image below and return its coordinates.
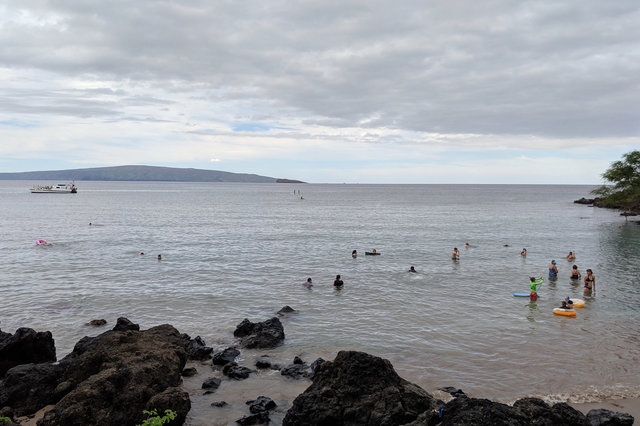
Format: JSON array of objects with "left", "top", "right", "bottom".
[{"left": 0, "top": 0, "right": 638, "bottom": 139}]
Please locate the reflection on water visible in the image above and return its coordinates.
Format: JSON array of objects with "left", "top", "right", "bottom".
[{"left": 526, "top": 301, "right": 538, "bottom": 323}]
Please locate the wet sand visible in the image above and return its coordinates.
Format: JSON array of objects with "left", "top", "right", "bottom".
[{"left": 571, "top": 397, "right": 640, "bottom": 421}]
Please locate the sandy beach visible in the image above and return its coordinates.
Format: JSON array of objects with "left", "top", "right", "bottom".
[{"left": 571, "top": 397, "right": 640, "bottom": 421}]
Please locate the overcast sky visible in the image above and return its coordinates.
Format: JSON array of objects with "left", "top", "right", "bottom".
[{"left": 1, "top": 1, "right": 638, "bottom": 183}]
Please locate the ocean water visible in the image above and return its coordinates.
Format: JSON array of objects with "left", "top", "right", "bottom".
[{"left": 1, "top": 181, "right": 639, "bottom": 424}]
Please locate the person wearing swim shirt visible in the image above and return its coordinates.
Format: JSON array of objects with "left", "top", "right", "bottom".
[
  {"left": 584, "top": 269, "right": 596, "bottom": 293},
  {"left": 303, "top": 277, "right": 313, "bottom": 288},
  {"left": 529, "top": 276, "right": 543, "bottom": 300},
  {"left": 333, "top": 274, "right": 344, "bottom": 287},
  {"left": 570, "top": 265, "right": 581, "bottom": 279},
  {"left": 548, "top": 260, "right": 558, "bottom": 277}
]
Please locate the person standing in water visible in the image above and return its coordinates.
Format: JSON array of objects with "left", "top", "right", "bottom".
[
  {"left": 352, "top": 250, "right": 357, "bottom": 258},
  {"left": 409, "top": 266, "right": 417, "bottom": 273},
  {"left": 333, "top": 275, "right": 344, "bottom": 287},
  {"left": 452, "top": 248, "right": 460, "bottom": 260},
  {"left": 548, "top": 260, "right": 558, "bottom": 278},
  {"left": 570, "top": 265, "right": 581, "bottom": 279},
  {"left": 521, "top": 248, "right": 527, "bottom": 256},
  {"left": 303, "top": 278, "right": 313, "bottom": 288},
  {"left": 529, "top": 276, "right": 544, "bottom": 300},
  {"left": 584, "top": 269, "right": 596, "bottom": 293},
  {"left": 566, "top": 251, "right": 576, "bottom": 260}
]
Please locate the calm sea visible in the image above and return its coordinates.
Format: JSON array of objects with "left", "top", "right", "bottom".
[{"left": 1, "top": 181, "right": 639, "bottom": 424}]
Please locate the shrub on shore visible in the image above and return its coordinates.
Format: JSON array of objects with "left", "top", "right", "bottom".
[
  {"left": 136, "top": 409, "right": 177, "bottom": 426},
  {"left": 591, "top": 150, "right": 640, "bottom": 214}
]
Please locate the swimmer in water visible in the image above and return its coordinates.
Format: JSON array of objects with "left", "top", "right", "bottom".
[
  {"left": 303, "top": 277, "right": 313, "bottom": 288},
  {"left": 548, "top": 260, "right": 558, "bottom": 277},
  {"left": 409, "top": 266, "right": 417, "bottom": 273},
  {"left": 157, "top": 254, "right": 162, "bottom": 260},
  {"left": 521, "top": 248, "right": 527, "bottom": 256},
  {"left": 352, "top": 250, "right": 357, "bottom": 258},
  {"left": 566, "top": 251, "right": 576, "bottom": 261},
  {"left": 464, "top": 242, "right": 470, "bottom": 247}
]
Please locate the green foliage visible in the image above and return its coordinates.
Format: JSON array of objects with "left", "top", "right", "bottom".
[
  {"left": 0, "top": 417, "right": 12, "bottom": 424},
  {"left": 136, "top": 409, "right": 177, "bottom": 426},
  {"left": 592, "top": 150, "right": 640, "bottom": 212}
]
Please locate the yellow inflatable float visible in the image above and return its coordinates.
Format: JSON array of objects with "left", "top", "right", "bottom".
[
  {"left": 569, "top": 298, "right": 585, "bottom": 308},
  {"left": 553, "top": 308, "right": 576, "bottom": 317}
]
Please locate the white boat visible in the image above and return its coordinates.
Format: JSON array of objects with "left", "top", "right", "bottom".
[{"left": 30, "top": 183, "right": 77, "bottom": 193}]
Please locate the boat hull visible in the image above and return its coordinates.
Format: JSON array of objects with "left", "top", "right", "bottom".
[{"left": 30, "top": 183, "right": 77, "bottom": 193}]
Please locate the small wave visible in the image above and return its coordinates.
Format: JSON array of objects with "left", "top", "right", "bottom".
[{"left": 509, "top": 384, "right": 640, "bottom": 405}]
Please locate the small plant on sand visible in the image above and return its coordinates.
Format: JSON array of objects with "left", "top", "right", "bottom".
[{"left": 136, "top": 409, "right": 177, "bottom": 426}]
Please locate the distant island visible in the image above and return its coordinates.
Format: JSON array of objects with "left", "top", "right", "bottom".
[{"left": 0, "top": 165, "right": 305, "bottom": 183}]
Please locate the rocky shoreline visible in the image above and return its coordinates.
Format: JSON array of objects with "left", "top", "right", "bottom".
[
  {"left": 574, "top": 197, "right": 639, "bottom": 217},
  {"left": 1, "top": 314, "right": 634, "bottom": 425}
]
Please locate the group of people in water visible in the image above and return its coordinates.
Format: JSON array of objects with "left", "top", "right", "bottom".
[
  {"left": 523, "top": 249, "right": 596, "bottom": 304},
  {"left": 451, "top": 243, "right": 472, "bottom": 260},
  {"left": 544, "top": 254, "right": 596, "bottom": 292},
  {"left": 302, "top": 275, "right": 343, "bottom": 289},
  {"left": 304, "top": 246, "right": 597, "bottom": 300},
  {"left": 137, "top": 251, "right": 162, "bottom": 261},
  {"left": 559, "top": 297, "right": 577, "bottom": 309}
]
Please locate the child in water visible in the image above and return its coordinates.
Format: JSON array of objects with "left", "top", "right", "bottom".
[{"left": 529, "top": 276, "right": 544, "bottom": 300}]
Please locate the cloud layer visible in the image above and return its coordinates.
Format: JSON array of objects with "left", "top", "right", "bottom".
[{"left": 1, "top": 1, "right": 638, "bottom": 182}]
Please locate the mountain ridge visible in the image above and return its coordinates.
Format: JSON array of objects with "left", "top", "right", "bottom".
[{"left": 0, "top": 165, "right": 305, "bottom": 183}]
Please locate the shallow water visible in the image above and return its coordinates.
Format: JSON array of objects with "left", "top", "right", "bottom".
[{"left": 1, "top": 181, "right": 639, "bottom": 424}]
